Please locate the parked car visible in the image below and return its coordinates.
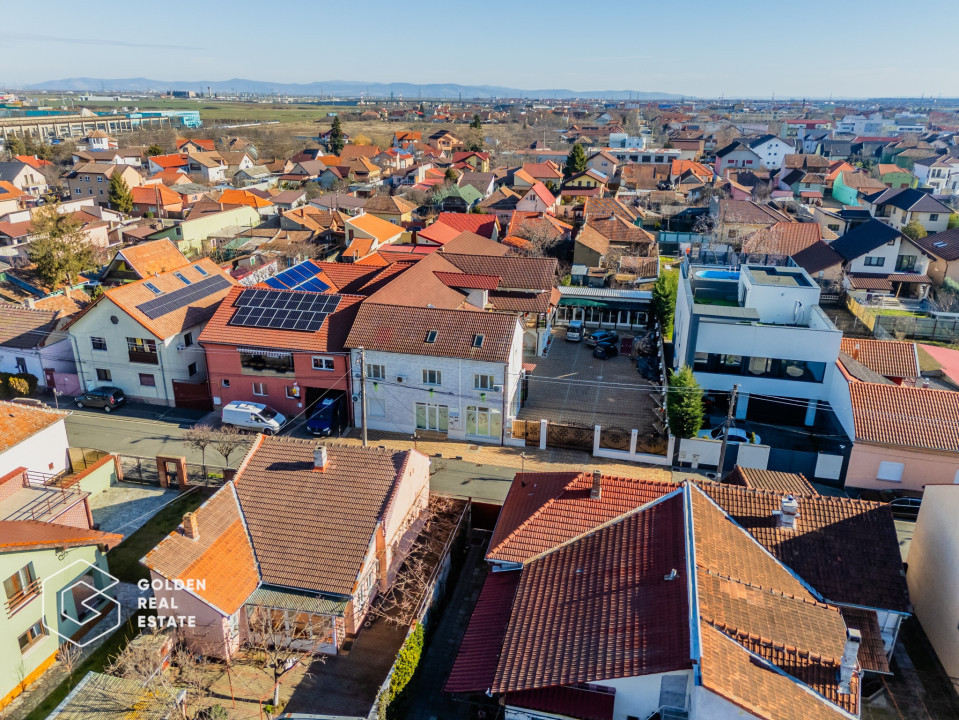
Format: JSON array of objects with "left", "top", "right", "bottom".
[
  {"left": 696, "top": 426, "right": 761, "bottom": 445},
  {"left": 593, "top": 342, "right": 619, "bottom": 360},
  {"left": 888, "top": 496, "right": 922, "bottom": 520},
  {"left": 586, "top": 329, "right": 619, "bottom": 347},
  {"left": 75, "top": 387, "right": 126, "bottom": 412},
  {"left": 565, "top": 320, "right": 585, "bottom": 342},
  {"left": 306, "top": 396, "right": 345, "bottom": 437},
  {"left": 221, "top": 400, "right": 287, "bottom": 435}
]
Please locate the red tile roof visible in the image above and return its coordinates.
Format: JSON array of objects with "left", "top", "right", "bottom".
[
  {"left": 849, "top": 381, "right": 959, "bottom": 452},
  {"left": 840, "top": 338, "right": 918, "bottom": 379},
  {"left": 0, "top": 520, "right": 122, "bottom": 552},
  {"left": 723, "top": 467, "right": 818, "bottom": 496},
  {"left": 416, "top": 222, "right": 463, "bottom": 245},
  {"left": 0, "top": 401, "right": 69, "bottom": 454},
  {"left": 433, "top": 271, "right": 500, "bottom": 290},
  {"left": 436, "top": 213, "right": 499, "bottom": 239},
  {"left": 131, "top": 184, "right": 182, "bottom": 207},
  {"left": 505, "top": 687, "right": 615, "bottom": 720}
]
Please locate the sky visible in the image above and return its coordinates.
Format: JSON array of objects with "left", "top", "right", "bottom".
[{"left": 4, "top": 0, "right": 959, "bottom": 98}]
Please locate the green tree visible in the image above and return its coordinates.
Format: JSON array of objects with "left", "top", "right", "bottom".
[
  {"left": 329, "top": 116, "right": 345, "bottom": 155},
  {"left": 108, "top": 172, "right": 134, "bottom": 213},
  {"left": 26, "top": 204, "right": 96, "bottom": 288},
  {"left": 666, "top": 366, "right": 704, "bottom": 439},
  {"left": 444, "top": 167, "right": 458, "bottom": 183},
  {"left": 6, "top": 135, "right": 26, "bottom": 157},
  {"left": 565, "top": 143, "right": 587, "bottom": 177},
  {"left": 470, "top": 114, "right": 482, "bottom": 129},
  {"left": 902, "top": 219, "right": 927, "bottom": 242},
  {"left": 146, "top": 144, "right": 164, "bottom": 157},
  {"left": 652, "top": 270, "right": 679, "bottom": 337}
]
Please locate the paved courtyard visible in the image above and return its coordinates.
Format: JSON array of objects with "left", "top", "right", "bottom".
[{"left": 87, "top": 482, "right": 181, "bottom": 537}]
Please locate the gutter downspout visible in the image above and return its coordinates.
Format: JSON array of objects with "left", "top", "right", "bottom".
[{"left": 69, "top": 332, "right": 87, "bottom": 392}]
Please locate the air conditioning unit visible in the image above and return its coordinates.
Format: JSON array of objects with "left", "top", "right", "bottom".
[
  {"left": 175, "top": 344, "right": 186, "bottom": 351},
  {"left": 351, "top": 393, "right": 361, "bottom": 403},
  {"left": 396, "top": 375, "right": 407, "bottom": 383},
  {"left": 492, "top": 385, "right": 503, "bottom": 393}
]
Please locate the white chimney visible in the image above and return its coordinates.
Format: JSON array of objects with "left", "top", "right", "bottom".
[
  {"left": 839, "top": 628, "right": 862, "bottom": 694},
  {"left": 777, "top": 494, "right": 800, "bottom": 529},
  {"left": 590, "top": 469, "right": 602, "bottom": 500},
  {"left": 313, "top": 445, "right": 329, "bottom": 471}
]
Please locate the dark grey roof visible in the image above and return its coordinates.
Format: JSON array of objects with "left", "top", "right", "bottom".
[
  {"left": 862, "top": 187, "right": 952, "bottom": 214},
  {"left": 0, "top": 162, "right": 29, "bottom": 183},
  {"left": 829, "top": 219, "right": 903, "bottom": 261},
  {"left": 746, "top": 134, "right": 783, "bottom": 148},
  {"left": 715, "top": 141, "right": 756, "bottom": 159},
  {"left": 913, "top": 228, "right": 959, "bottom": 262},
  {"left": 792, "top": 240, "right": 844, "bottom": 273},
  {"left": 839, "top": 353, "right": 894, "bottom": 385}
]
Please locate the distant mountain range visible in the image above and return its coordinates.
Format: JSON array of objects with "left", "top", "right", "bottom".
[{"left": 23, "top": 77, "right": 688, "bottom": 100}]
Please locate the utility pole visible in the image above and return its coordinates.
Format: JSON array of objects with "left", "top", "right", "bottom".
[
  {"left": 359, "top": 347, "right": 368, "bottom": 447},
  {"left": 716, "top": 384, "right": 739, "bottom": 479}
]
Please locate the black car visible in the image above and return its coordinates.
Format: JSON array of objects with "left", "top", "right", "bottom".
[
  {"left": 586, "top": 329, "right": 620, "bottom": 347},
  {"left": 75, "top": 386, "right": 126, "bottom": 412},
  {"left": 593, "top": 342, "right": 619, "bottom": 360}
]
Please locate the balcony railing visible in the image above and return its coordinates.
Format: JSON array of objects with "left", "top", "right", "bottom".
[
  {"left": 128, "top": 350, "right": 159, "bottom": 365},
  {"left": 5, "top": 578, "right": 41, "bottom": 617}
]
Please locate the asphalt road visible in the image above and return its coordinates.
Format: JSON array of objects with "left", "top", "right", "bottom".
[{"left": 64, "top": 403, "right": 516, "bottom": 503}]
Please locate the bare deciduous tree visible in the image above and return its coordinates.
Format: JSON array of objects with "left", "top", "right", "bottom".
[
  {"left": 213, "top": 426, "right": 248, "bottom": 468},
  {"left": 184, "top": 424, "right": 216, "bottom": 473},
  {"left": 57, "top": 642, "right": 83, "bottom": 690}
]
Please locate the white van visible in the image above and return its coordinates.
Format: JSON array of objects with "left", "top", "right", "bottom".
[{"left": 221, "top": 401, "right": 287, "bottom": 435}]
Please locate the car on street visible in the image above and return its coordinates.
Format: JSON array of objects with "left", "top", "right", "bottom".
[
  {"left": 592, "top": 342, "right": 619, "bottom": 360},
  {"left": 888, "top": 496, "right": 922, "bottom": 520},
  {"left": 697, "top": 425, "right": 761, "bottom": 444},
  {"left": 221, "top": 400, "right": 288, "bottom": 435},
  {"left": 306, "top": 396, "right": 345, "bottom": 437},
  {"left": 565, "top": 320, "right": 585, "bottom": 342},
  {"left": 586, "top": 329, "right": 620, "bottom": 347},
  {"left": 75, "top": 386, "right": 126, "bottom": 412}
]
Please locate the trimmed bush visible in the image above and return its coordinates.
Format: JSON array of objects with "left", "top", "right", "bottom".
[
  {"left": 8, "top": 377, "right": 30, "bottom": 397},
  {"left": 382, "top": 624, "right": 425, "bottom": 720},
  {"left": 14, "top": 372, "right": 38, "bottom": 395}
]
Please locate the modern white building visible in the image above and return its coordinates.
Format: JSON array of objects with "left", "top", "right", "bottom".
[
  {"left": 673, "top": 261, "right": 848, "bottom": 432},
  {"left": 65, "top": 258, "right": 235, "bottom": 407},
  {"left": 345, "top": 304, "right": 524, "bottom": 444}
]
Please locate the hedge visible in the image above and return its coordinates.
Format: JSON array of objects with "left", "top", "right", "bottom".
[{"left": 381, "top": 624, "right": 425, "bottom": 720}]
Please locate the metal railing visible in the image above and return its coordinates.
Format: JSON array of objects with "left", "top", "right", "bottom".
[{"left": 4, "top": 578, "right": 41, "bottom": 617}]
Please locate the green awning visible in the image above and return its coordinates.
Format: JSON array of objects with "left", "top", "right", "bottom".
[{"left": 245, "top": 586, "right": 349, "bottom": 616}]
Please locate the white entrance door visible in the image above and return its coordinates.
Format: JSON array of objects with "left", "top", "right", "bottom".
[{"left": 416, "top": 403, "right": 449, "bottom": 432}]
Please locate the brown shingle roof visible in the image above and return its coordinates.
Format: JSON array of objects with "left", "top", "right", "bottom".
[
  {"left": 849, "top": 381, "right": 959, "bottom": 452},
  {"left": 345, "top": 304, "right": 519, "bottom": 363},
  {"left": 234, "top": 438, "right": 415, "bottom": 596},
  {"left": 742, "top": 221, "right": 822, "bottom": 256},
  {"left": 442, "top": 254, "right": 557, "bottom": 290},
  {"left": 0, "top": 305, "right": 59, "bottom": 348},
  {"left": 723, "top": 466, "right": 819, "bottom": 496},
  {"left": 840, "top": 338, "right": 919, "bottom": 379},
  {"left": 699, "top": 483, "right": 910, "bottom": 612}
]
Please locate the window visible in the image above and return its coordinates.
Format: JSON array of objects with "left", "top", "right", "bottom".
[
  {"left": 221, "top": 378, "right": 230, "bottom": 388},
  {"left": 252, "top": 382, "right": 267, "bottom": 396},
  {"left": 139, "top": 373, "right": 156, "bottom": 387},
  {"left": 183, "top": 332, "right": 193, "bottom": 347},
  {"left": 91, "top": 336, "right": 107, "bottom": 351},
  {"left": 425, "top": 330, "right": 438, "bottom": 344},
  {"left": 930, "top": 214, "right": 939, "bottom": 221},
  {"left": 240, "top": 351, "right": 293, "bottom": 374},
  {"left": 423, "top": 369, "right": 442, "bottom": 386},
  {"left": 144, "top": 282, "right": 162, "bottom": 295},
  {"left": 863, "top": 256, "right": 885, "bottom": 267},
  {"left": 127, "top": 337, "right": 158, "bottom": 364},
  {"left": 89, "top": 188, "right": 93, "bottom": 195},
  {"left": 17, "top": 620, "right": 45, "bottom": 653},
  {"left": 466, "top": 406, "right": 501, "bottom": 437},
  {"left": 719, "top": 354, "right": 743, "bottom": 374},
  {"left": 74, "top": 188, "right": 81, "bottom": 195},
  {"left": 4, "top": 564, "right": 38, "bottom": 614},
  {"left": 96, "top": 368, "right": 112, "bottom": 382},
  {"left": 415, "top": 402, "right": 448, "bottom": 431},
  {"left": 693, "top": 352, "right": 710, "bottom": 371},
  {"left": 366, "top": 363, "right": 385, "bottom": 380},
  {"left": 194, "top": 264, "right": 209, "bottom": 276},
  {"left": 312, "top": 356, "right": 335, "bottom": 371},
  {"left": 15, "top": 356, "right": 26, "bottom": 374},
  {"left": 188, "top": 362, "right": 198, "bottom": 377},
  {"left": 97, "top": 176, "right": 102, "bottom": 183},
  {"left": 474, "top": 374, "right": 496, "bottom": 390},
  {"left": 472, "top": 334, "right": 484, "bottom": 348},
  {"left": 896, "top": 255, "right": 917, "bottom": 272},
  {"left": 174, "top": 272, "right": 191, "bottom": 285},
  {"left": 286, "top": 386, "right": 298, "bottom": 399},
  {"left": 877, "top": 461, "right": 904, "bottom": 482}
]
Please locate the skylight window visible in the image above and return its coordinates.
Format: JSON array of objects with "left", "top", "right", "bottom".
[
  {"left": 473, "top": 334, "right": 484, "bottom": 348},
  {"left": 194, "top": 264, "right": 209, "bottom": 277},
  {"left": 425, "top": 330, "right": 438, "bottom": 344},
  {"left": 144, "top": 282, "right": 162, "bottom": 295},
  {"left": 174, "top": 272, "right": 192, "bottom": 285}
]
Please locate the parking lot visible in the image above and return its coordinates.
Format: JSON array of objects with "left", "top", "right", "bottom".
[{"left": 518, "top": 328, "right": 664, "bottom": 432}]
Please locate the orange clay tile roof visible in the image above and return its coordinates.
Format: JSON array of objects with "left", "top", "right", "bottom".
[
  {"left": 131, "top": 184, "right": 182, "bottom": 207},
  {"left": 345, "top": 303, "right": 519, "bottom": 362},
  {"left": 491, "top": 492, "right": 692, "bottom": 693},
  {"left": 840, "top": 338, "right": 918, "bottom": 379},
  {"left": 177, "top": 138, "right": 215, "bottom": 151},
  {"left": 0, "top": 520, "right": 122, "bottom": 552},
  {"left": 436, "top": 213, "right": 499, "bottom": 239},
  {"left": 849, "top": 381, "right": 959, "bottom": 451},
  {"left": 344, "top": 236, "right": 376, "bottom": 260},
  {"left": 699, "top": 483, "right": 910, "bottom": 612},
  {"left": 217, "top": 189, "right": 274, "bottom": 208},
  {"left": 525, "top": 182, "right": 555, "bottom": 206},
  {"left": 150, "top": 154, "right": 188, "bottom": 168},
  {"left": 95, "top": 257, "right": 235, "bottom": 339},
  {"left": 723, "top": 466, "right": 819, "bottom": 495},
  {"left": 487, "top": 471, "right": 675, "bottom": 564},
  {"left": 115, "top": 239, "right": 189, "bottom": 277},
  {"left": 199, "top": 286, "right": 363, "bottom": 353},
  {"left": 234, "top": 438, "right": 416, "bottom": 596},
  {"left": 0, "top": 180, "right": 26, "bottom": 201},
  {"left": 32, "top": 289, "right": 90, "bottom": 316},
  {"left": 839, "top": 606, "right": 891, "bottom": 673},
  {"left": 362, "top": 194, "right": 417, "bottom": 216},
  {"left": 582, "top": 197, "right": 638, "bottom": 222},
  {"left": 511, "top": 168, "right": 537, "bottom": 186},
  {"left": 0, "top": 401, "right": 69, "bottom": 454},
  {"left": 143, "top": 485, "right": 259, "bottom": 615},
  {"left": 346, "top": 213, "right": 404, "bottom": 244},
  {"left": 416, "top": 222, "right": 463, "bottom": 245}
]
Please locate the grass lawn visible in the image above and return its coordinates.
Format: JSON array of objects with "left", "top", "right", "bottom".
[
  {"left": 876, "top": 309, "right": 925, "bottom": 317},
  {"left": 23, "top": 611, "right": 150, "bottom": 720},
  {"left": 106, "top": 490, "right": 211, "bottom": 584}
]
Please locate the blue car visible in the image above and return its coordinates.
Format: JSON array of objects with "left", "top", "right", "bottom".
[{"left": 306, "top": 396, "right": 344, "bottom": 437}]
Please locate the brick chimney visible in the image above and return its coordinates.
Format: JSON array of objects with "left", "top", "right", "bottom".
[
  {"left": 851, "top": 343, "right": 861, "bottom": 360},
  {"left": 777, "top": 494, "right": 800, "bottom": 530},
  {"left": 839, "top": 628, "right": 862, "bottom": 694},
  {"left": 590, "top": 469, "right": 602, "bottom": 500},
  {"left": 182, "top": 512, "right": 199, "bottom": 540},
  {"left": 313, "top": 445, "right": 329, "bottom": 471}
]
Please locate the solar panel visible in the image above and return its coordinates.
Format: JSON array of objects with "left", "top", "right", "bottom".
[
  {"left": 229, "top": 289, "right": 341, "bottom": 332},
  {"left": 263, "top": 277, "right": 287, "bottom": 289},
  {"left": 297, "top": 277, "right": 331, "bottom": 292},
  {"left": 135, "top": 275, "right": 232, "bottom": 320},
  {"left": 265, "top": 260, "right": 330, "bottom": 292}
]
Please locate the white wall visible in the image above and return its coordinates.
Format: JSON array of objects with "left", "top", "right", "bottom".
[
  {"left": 692, "top": 685, "right": 763, "bottom": 719},
  {"left": 605, "top": 671, "right": 693, "bottom": 720},
  {"left": 751, "top": 139, "right": 792, "bottom": 170},
  {"left": 0, "top": 417, "right": 70, "bottom": 475},
  {"left": 846, "top": 239, "right": 900, "bottom": 275}
]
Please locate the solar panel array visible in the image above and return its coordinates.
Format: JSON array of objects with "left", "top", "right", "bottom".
[
  {"left": 135, "top": 275, "right": 232, "bottom": 320},
  {"left": 229, "top": 289, "right": 341, "bottom": 332},
  {"left": 262, "top": 261, "right": 330, "bottom": 293}
]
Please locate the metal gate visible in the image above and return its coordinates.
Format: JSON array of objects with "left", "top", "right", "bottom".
[
  {"left": 599, "top": 426, "right": 631, "bottom": 452},
  {"left": 118, "top": 455, "right": 160, "bottom": 485},
  {"left": 512, "top": 419, "right": 540, "bottom": 447},
  {"left": 172, "top": 380, "right": 213, "bottom": 412},
  {"left": 545, "top": 422, "right": 593, "bottom": 452},
  {"left": 636, "top": 430, "right": 669, "bottom": 456}
]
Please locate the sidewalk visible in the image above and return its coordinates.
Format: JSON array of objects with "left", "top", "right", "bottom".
[{"left": 336, "top": 429, "right": 672, "bottom": 481}]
